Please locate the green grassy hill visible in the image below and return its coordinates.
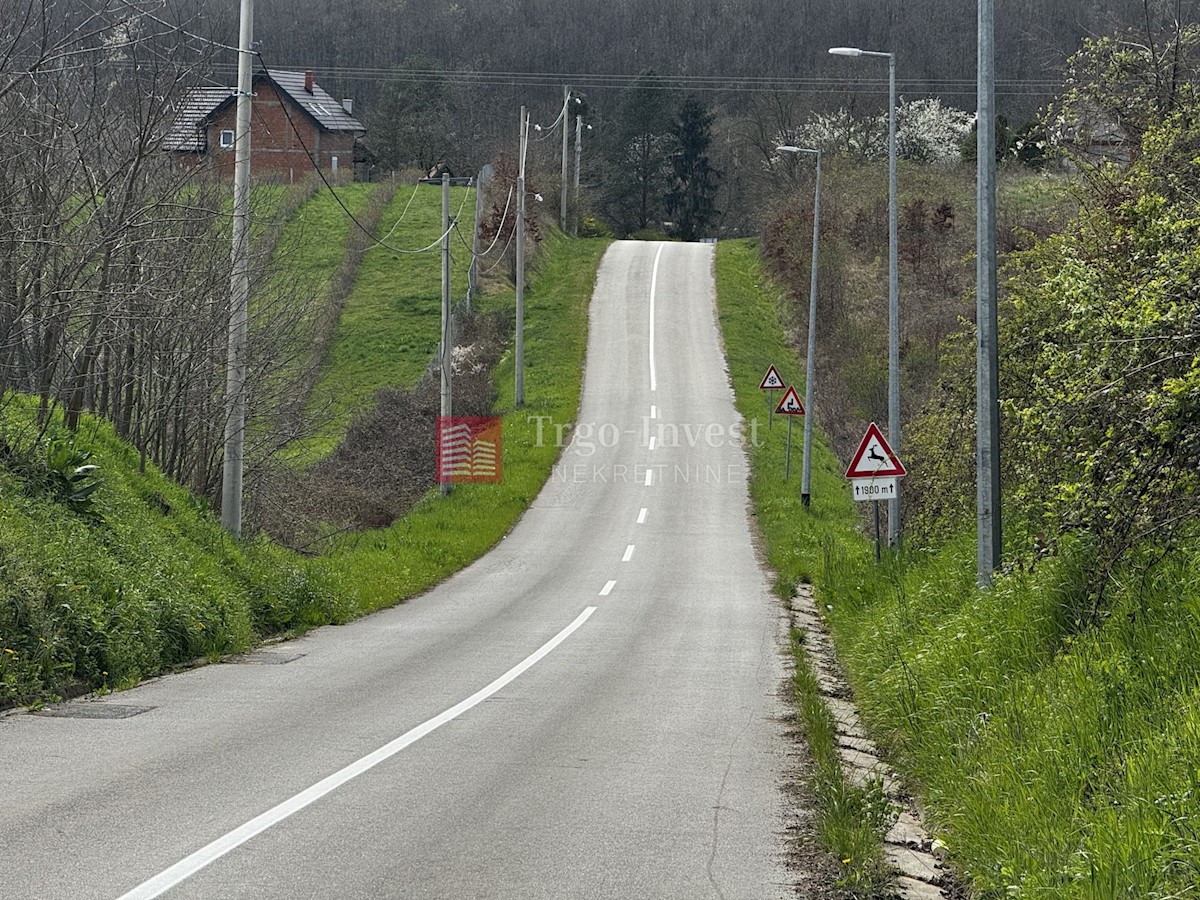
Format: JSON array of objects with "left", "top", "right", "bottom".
[{"left": 1, "top": 174, "right": 608, "bottom": 708}]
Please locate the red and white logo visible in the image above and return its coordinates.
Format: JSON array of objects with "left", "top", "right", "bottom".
[{"left": 437, "top": 416, "right": 503, "bottom": 483}]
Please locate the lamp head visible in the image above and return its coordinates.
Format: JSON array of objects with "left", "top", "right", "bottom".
[{"left": 829, "top": 46, "right": 863, "bottom": 57}]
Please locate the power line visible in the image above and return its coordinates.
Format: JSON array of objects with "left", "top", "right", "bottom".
[{"left": 211, "top": 63, "right": 1064, "bottom": 97}]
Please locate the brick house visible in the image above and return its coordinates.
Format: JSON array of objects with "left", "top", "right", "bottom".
[{"left": 164, "top": 70, "right": 366, "bottom": 181}]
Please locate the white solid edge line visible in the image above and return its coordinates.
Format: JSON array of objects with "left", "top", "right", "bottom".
[
  {"left": 649, "top": 242, "right": 665, "bottom": 393},
  {"left": 600, "top": 580, "right": 616, "bottom": 596},
  {"left": 622, "top": 545, "right": 635, "bottom": 562},
  {"left": 115, "top": 607, "right": 597, "bottom": 900},
  {"left": 637, "top": 508, "right": 648, "bottom": 524}
]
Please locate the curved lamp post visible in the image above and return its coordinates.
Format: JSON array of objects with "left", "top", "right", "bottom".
[
  {"left": 777, "top": 146, "right": 822, "bottom": 507},
  {"left": 829, "top": 45, "right": 901, "bottom": 546}
]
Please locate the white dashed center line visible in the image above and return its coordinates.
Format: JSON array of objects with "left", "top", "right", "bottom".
[
  {"left": 637, "top": 508, "right": 648, "bottom": 524},
  {"left": 600, "top": 580, "right": 616, "bottom": 597},
  {"left": 622, "top": 545, "right": 635, "bottom": 562},
  {"left": 644, "top": 469, "right": 653, "bottom": 487}
]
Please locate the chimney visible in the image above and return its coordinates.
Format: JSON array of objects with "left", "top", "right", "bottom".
[
  {"left": 303, "top": 71, "right": 314, "bottom": 94},
  {"left": 342, "top": 98, "right": 353, "bottom": 115}
]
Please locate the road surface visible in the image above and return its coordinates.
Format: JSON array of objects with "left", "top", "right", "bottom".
[{"left": 0, "top": 240, "right": 792, "bottom": 899}]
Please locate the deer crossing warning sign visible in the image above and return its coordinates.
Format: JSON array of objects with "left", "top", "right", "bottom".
[{"left": 845, "top": 423, "right": 905, "bottom": 502}]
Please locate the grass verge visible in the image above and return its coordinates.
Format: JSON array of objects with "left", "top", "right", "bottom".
[
  {"left": 0, "top": 397, "right": 340, "bottom": 706},
  {"left": 714, "top": 238, "right": 896, "bottom": 893},
  {"left": 716, "top": 238, "right": 1200, "bottom": 898}
]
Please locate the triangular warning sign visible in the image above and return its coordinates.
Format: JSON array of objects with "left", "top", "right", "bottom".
[
  {"left": 759, "top": 365, "right": 786, "bottom": 391},
  {"left": 775, "top": 386, "right": 806, "bottom": 416},
  {"left": 845, "top": 423, "right": 906, "bottom": 478}
]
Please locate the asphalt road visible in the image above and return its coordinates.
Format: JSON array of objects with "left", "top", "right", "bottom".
[{"left": 0, "top": 240, "right": 793, "bottom": 899}]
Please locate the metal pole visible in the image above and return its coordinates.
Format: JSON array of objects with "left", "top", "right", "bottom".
[
  {"left": 874, "top": 501, "right": 882, "bottom": 562},
  {"left": 440, "top": 172, "right": 453, "bottom": 496},
  {"left": 573, "top": 114, "right": 583, "bottom": 237},
  {"left": 221, "top": 0, "right": 253, "bottom": 537},
  {"left": 561, "top": 85, "right": 570, "bottom": 233},
  {"left": 516, "top": 107, "right": 527, "bottom": 407},
  {"left": 977, "top": 0, "right": 1001, "bottom": 585},
  {"left": 886, "top": 52, "right": 901, "bottom": 547},
  {"left": 785, "top": 416, "right": 793, "bottom": 480},
  {"left": 801, "top": 151, "right": 821, "bottom": 507}
]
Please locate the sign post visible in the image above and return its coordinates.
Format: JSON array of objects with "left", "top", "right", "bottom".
[
  {"left": 775, "top": 385, "right": 806, "bottom": 480},
  {"left": 845, "top": 422, "right": 907, "bottom": 561},
  {"left": 760, "top": 365, "right": 785, "bottom": 430}
]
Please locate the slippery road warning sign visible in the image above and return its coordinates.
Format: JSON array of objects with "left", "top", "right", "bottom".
[
  {"left": 759, "top": 365, "right": 786, "bottom": 391},
  {"left": 775, "top": 386, "right": 806, "bottom": 416},
  {"left": 845, "top": 423, "right": 906, "bottom": 479}
]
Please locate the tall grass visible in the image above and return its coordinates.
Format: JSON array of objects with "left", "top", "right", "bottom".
[{"left": 715, "top": 238, "right": 1200, "bottom": 899}]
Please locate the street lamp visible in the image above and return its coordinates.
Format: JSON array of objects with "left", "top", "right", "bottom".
[
  {"left": 977, "top": 0, "right": 1001, "bottom": 585},
  {"left": 829, "top": 44, "right": 901, "bottom": 547},
  {"left": 777, "top": 146, "right": 822, "bottom": 507}
]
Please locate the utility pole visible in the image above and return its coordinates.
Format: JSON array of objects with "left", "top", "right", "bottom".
[
  {"left": 560, "top": 85, "right": 570, "bottom": 233},
  {"left": 886, "top": 52, "right": 900, "bottom": 548},
  {"left": 221, "top": 0, "right": 254, "bottom": 537},
  {"left": 573, "top": 114, "right": 583, "bottom": 237},
  {"left": 440, "top": 172, "right": 453, "bottom": 496},
  {"left": 468, "top": 165, "right": 491, "bottom": 310},
  {"left": 516, "top": 106, "right": 528, "bottom": 407},
  {"left": 977, "top": 0, "right": 1001, "bottom": 584},
  {"left": 801, "top": 151, "right": 822, "bottom": 507}
]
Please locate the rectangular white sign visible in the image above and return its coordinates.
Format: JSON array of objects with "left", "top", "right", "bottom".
[{"left": 851, "top": 477, "right": 897, "bottom": 503}]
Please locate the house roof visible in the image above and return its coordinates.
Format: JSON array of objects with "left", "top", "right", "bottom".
[
  {"left": 265, "top": 69, "right": 365, "bottom": 134},
  {"left": 162, "top": 70, "right": 365, "bottom": 153},
  {"left": 161, "top": 86, "right": 235, "bottom": 152}
]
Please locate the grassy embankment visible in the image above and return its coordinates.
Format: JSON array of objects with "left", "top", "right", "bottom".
[
  {"left": 312, "top": 230, "right": 609, "bottom": 612},
  {"left": 0, "top": 186, "right": 608, "bottom": 705},
  {"left": 287, "top": 180, "right": 476, "bottom": 462},
  {"left": 715, "top": 238, "right": 1200, "bottom": 899}
]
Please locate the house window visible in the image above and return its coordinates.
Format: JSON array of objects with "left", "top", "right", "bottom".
[{"left": 219, "top": 129, "right": 235, "bottom": 149}]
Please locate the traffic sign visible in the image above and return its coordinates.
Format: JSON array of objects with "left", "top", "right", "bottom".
[
  {"left": 852, "top": 477, "right": 898, "bottom": 503},
  {"left": 775, "top": 386, "right": 806, "bottom": 416},
  {"left": 759, "top": 365, "right": 785, "bottom": 391},
  {"left": 845, "top": 423, "right": 906, "bottom": 478}
]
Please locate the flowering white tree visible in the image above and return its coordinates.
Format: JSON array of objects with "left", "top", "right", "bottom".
[
  {"left": 895, "top": 98, "right": 975, "bottom": 163},
  {"left": 777, "top": 108, "right": 886, "bottom": 160},
  {"left": 775, "top": 99, "right": 974, "bottom": 165}
]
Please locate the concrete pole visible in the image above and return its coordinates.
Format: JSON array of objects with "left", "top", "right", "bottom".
[
  {"left": 468, "top": 168, "right": 487, "bottom": 310},
  {"left": 573, "top": 115, "right": 583, "bottom": 237},
  {"left": 560, "top": 85, "right": 570, "bottom": 233},
  {"left": 801, "top": 151, "right": 821, "bottom": 507},
  {"left": 516, "top": 106, "right": 527, "bottom": 407},
  {"left": 221, "top": 0, "right": 253, "bottom": 537},
  {"left": 886, "top": 52, "right": 901, "bottom": 547},
  {"left": 977, "top": 0, "right": 1002, "bottom": 585},
  {"left": 440, "top": 172, "right": 453, "bottom": 496}
]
